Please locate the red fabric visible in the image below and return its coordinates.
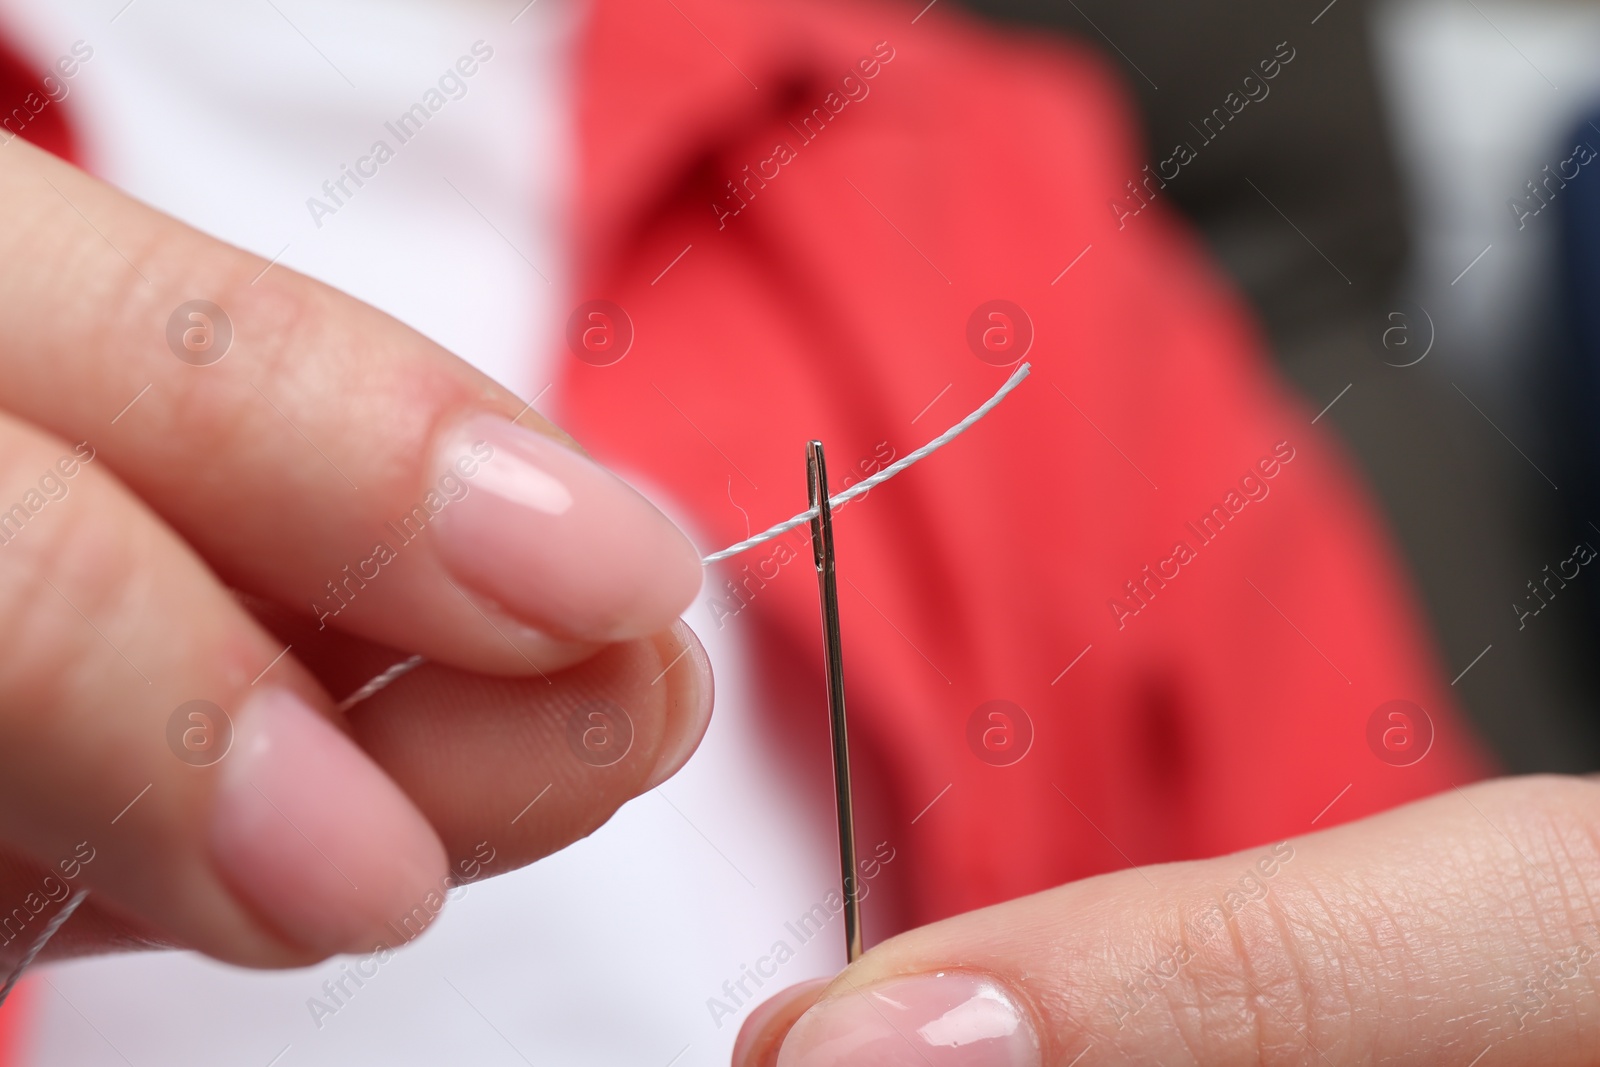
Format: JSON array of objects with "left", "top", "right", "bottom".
[
  {"left": 0, "top": 35, "right": 77, "bottom": 162},
  {"left": 564, "top": 0, "right": 1493, "bottom": 931},
  {"left": 0, "top": 981, "right": 30, "bottom": 1066}
]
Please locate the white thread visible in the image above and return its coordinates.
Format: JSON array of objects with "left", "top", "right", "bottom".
[
  {"left": 701, "top": 362, "right": 1031, "bottom": 562},
  {"left": 335, "top": 361, "right": 1032, "bottom": 710},
  {"left": 334, "top": 654, "right": 426, "bottom": 713},
  {"left": 0, "top": 887, "right": 88, "bottom": 1006}
]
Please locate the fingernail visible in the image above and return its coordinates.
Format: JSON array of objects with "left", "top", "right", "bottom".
[
  {"left": 208, "top": 688, "right": 448, "bottom": 955},
  {"left": 641, "top": 620, "right": 714, "bottom": 790},
  {"left": 777, "top": 973, "right": 1041, "bottom": 1067},
  {"left": 430, "top": 414, "right": 703, "bottom": 643}
]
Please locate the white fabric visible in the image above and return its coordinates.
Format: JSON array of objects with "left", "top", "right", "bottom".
[
  {"left": 1373, "top": 0, "right": 1600, "bottom": 387},
  {"left": 0, "top": 2, "right": 838, "bottom": 1063}
]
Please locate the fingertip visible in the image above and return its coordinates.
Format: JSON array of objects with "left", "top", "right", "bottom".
[
  {"left": 642, "top": 619, "right": 714, "bottom": 790},
  {"left": 733, "top": 978, "right": 830, "bottom": 1067}
]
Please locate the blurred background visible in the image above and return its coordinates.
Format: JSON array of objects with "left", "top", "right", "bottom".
[{"left": 959, "top": 0, "right": 1600, "bottom": 773}]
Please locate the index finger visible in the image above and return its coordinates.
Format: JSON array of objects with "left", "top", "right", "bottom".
[{"left": 0, "top": 138, "right": 702, "bottom": 675}]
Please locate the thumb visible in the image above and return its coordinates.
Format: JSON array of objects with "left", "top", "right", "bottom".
[{"left": 735, "top": 775, "right": 1600, "bottom": 1066}]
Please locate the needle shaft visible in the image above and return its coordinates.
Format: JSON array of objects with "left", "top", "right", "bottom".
[{"left": 807, "top": 440, "right": 862, "bottom": 964}]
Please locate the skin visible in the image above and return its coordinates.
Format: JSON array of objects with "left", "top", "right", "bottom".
[
  {"left": 735, "top": 775, "right": 1600, "bottom": 1066},
  {"left": 0, "top": 136, "right": 711, "bottom": 970}
]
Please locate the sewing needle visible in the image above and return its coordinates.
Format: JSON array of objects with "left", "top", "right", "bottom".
[{"left": 807, "top": 440, "right": 863, "bottom": 965}]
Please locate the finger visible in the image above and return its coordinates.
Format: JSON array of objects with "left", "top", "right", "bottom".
[
  {"left": 0, "top": 605, "right": 712, "bottom": 971},
  {"left": 252, "top": 604, "right": 714, "bottom": 872},
  {"left": 742, "top": 776, "right": 1600, "bottom": 1067},
  {"left": 0, "top": 137, "right": 701, "bottom": 676},
  {"left": 0, "top": 408, "right": 451, "bottom": 968},
  {"left": 0, "top": 846, "right": 169, "bottom": 967}
]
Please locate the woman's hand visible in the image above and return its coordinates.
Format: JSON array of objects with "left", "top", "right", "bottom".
[
  {"left": 735, "top": 775, "right": 1600, "bottom": 1066},
  {"left": 0, "top": 137, "right": 710, "bottom": 970}
]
